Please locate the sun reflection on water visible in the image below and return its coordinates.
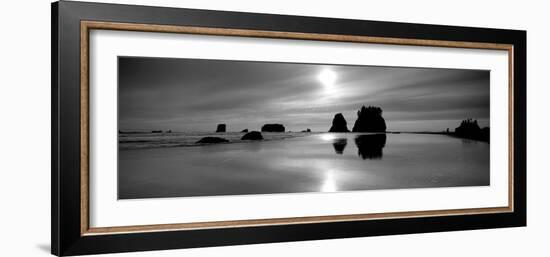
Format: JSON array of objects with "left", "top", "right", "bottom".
[{"left": 320, "top": 169, "right": 337, "bottom": 192}]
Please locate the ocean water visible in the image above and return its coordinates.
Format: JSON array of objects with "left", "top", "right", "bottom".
[{"left": 118, "top": 133, "right": 490, "bottom": 199}]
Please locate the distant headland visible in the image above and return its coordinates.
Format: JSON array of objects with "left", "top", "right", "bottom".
[
  {"left": 404, "top": 119, "right": 489, "bottom": 143},
  {"left": 453, "top": 118, "right": 490, "bottom": 142}
]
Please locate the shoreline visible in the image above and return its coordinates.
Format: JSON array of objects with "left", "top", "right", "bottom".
[
  {"left": 119, "top": 131, "right": 488, "bottom": 151},
  {"left": 399, "top": 131, "right": 489, "bottom": 143},
  {"left": 119, "top": 131, "right": 318, "bottom": 150}
]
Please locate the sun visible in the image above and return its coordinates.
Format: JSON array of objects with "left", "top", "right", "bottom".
[{"left": 318, "top": 69, "right": 337, "bottom": 88}]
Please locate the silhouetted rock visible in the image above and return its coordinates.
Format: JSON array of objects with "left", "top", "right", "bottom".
[
  {"left": 261, "top": 124, "right": 285, "bottom": 132},
  {"left": 216, "top": 124, "right": 226, "bottom": 132},
  {"left": 241, "top": 129, "right": 249, "bottom": 133},
  {"left": 352, "top": 106, "right": 386, "bottom": 132},
  {"left": 454, "top": 119, "right": 489, "bottom": 142},
  {"left": 196, "top": 137, "right": 229, "bottom": 144},
  {"left": 354, "top": 134, "right": 386, "bottom": 159},
  {"left": 329, "top": 113, "right": 350, "bottom": 132},
  {"left": 151, "top": 130, "right": 162, "bottom": 133},
  {"left": 332, "top": 138, "right": 348, "bottom": 154},
  {"left": 301, "top": 128, "right": 312, "bottom": 132},
  {"left": 455, "top": 118, "right": 480, "bottom": 135},
  {"left": 481, "top": 127, "right": 490, "bottom": 141},
  {"left": 241, "top": 131, "right": 263, "bottom": 140}
]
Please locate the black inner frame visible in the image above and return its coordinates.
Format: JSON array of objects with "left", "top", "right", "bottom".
[{"left": 51, "top": 1, "right": 526, "bottom": 256}]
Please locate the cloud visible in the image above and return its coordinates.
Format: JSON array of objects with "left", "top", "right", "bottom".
[{"left": 119, "top": 57, "right": 489, "bottom": 132}]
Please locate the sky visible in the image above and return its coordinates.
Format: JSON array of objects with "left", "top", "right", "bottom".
[{"left": 118, "top": 57, "right": 490, "bottom": 132}]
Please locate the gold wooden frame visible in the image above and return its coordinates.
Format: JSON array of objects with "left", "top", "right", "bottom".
[{"left": 80, "top": 20, "right": 514, "bottom": 236}]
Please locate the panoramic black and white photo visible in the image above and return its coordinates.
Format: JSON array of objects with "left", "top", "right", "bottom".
[{"left": 118, "top": 57, "right": 490, "bottom": 199}]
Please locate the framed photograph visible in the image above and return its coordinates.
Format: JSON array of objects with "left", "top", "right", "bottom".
[{"left": 52, "top": 1, "right": 526, "bottom": 256}]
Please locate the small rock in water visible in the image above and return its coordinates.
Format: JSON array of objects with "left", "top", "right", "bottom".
[
  {"left": 241, "top": 131, "right": 263, "bottom": 140},
  {"left": 196, "top": 137, "right": 229, "bottom": 144},
  {"left": 216, "top": 124, "right": 226, "bottom": 132}
]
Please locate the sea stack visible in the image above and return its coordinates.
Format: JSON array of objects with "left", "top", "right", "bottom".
[
  {"left": 328, "top": 113, "right": 350, "bottom": 132},
  {"left": 261, "top": 124, "right": 285, "bottom": 132},
  {"left": 352, "top": 106, "right": 387, "bottom": 132},
  {"left": 216, "top": 124, "right": 226, "bottom": 132}
]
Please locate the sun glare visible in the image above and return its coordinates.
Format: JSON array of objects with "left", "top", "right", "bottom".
[
  {"left": 320, "top": 134, "right": 336, "bottom": 141},
  {"left": 318, "top": 69, "right": 337, "bottom": 88},
  {"left": 321, "top": 170, "right": 337, "bottom": 193}
]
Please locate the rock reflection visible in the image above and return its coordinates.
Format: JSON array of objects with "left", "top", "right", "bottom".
[
  {"left": 332, "top": 138, "right": 348, "bottom": 154},
  {"left": 460, "top": 138, "right": 478, "bottom": 145},
  {"left": 354, "top": 134, "right": 386, "bottom": 159}
]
